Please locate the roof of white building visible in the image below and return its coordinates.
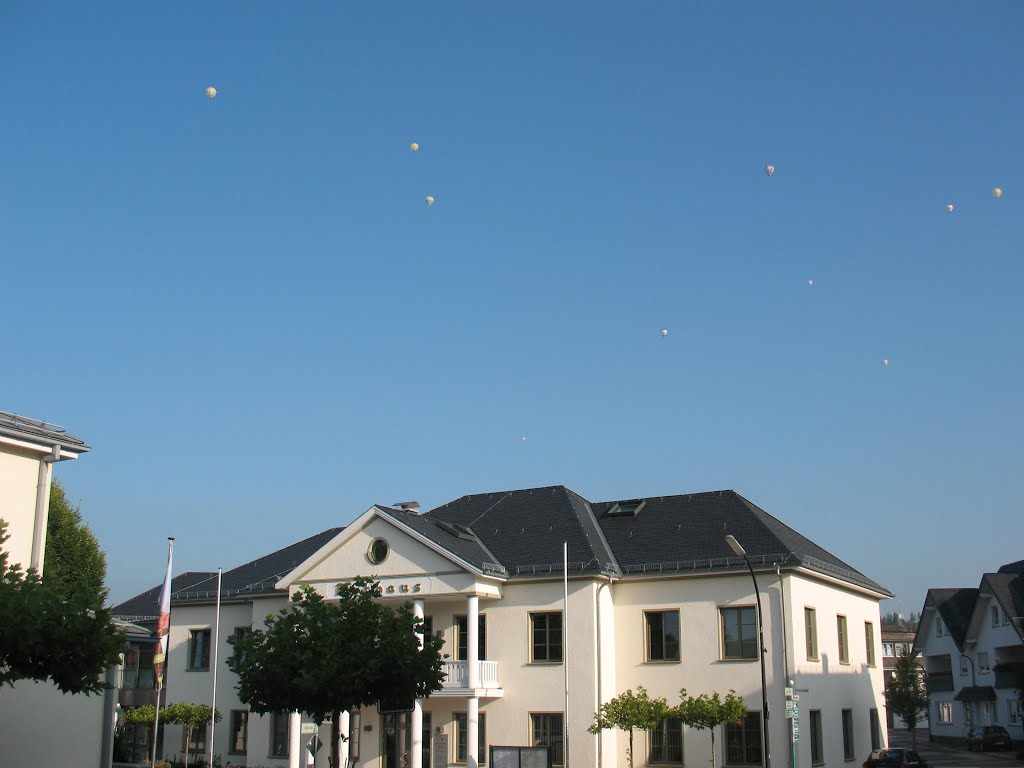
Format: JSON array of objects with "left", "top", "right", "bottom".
[{"left": 0, "top": 410, "right": 90, "bottom": 455}]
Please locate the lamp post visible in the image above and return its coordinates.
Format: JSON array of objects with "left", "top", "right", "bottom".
[{"left": 726, "top": 535, "right": 771, "bottom": 768}]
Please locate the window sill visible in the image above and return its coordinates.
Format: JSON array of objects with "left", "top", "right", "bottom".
[
  {"left": 644, "top": 659, "right": 681, "bottom": 665},
  {"left": 529, "top": 661, "right": 564, "bottom": 665},
  {"left": 185, "top": 667, "right": 210, "bottom": 672},
  {"left": 718, "top": 658, "right": 758, "bottom": 663}
]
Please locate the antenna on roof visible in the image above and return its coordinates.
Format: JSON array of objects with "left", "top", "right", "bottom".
[{"left": 395, "top": 501, "right": 421, "bottom": 513}]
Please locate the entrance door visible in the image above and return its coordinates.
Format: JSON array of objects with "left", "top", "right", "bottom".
[{"left": 382, "top": 713, "right": 410, "bottom": 768}]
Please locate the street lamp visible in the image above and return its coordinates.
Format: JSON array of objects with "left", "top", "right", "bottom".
[{"left": 726, "top": 534, "right": 771, "bottom": 768}]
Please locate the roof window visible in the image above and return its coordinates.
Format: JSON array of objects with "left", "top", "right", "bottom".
[
  {"left": 437, "top": 520, "right": 476, "bottom": 541},
  {"left": 608, "top": 500, "right": 646, "bottom": 518}
]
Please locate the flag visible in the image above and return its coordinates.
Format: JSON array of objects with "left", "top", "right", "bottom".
[{"left": 153, "top": 538, "right": 174, "bottom": 690}]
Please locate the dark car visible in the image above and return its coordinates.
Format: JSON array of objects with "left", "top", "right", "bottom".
[
  {"left": 862, "top": 748, "right": 929, "bottom": 768},
  {"left": 966, "top": 725, "right": 1013, "bottom": 751}
]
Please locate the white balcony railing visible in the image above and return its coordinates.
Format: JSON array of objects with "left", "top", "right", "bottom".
[{"left": 441, "top": 660, "right": 500, "bottom": 689}]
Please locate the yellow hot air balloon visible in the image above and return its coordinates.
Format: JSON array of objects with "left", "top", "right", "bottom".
[
  {"left": 425, "top": 195, "right": 435, "bottom": 207},
  {"left": 206, "top": 86, "right": 217, "bottom": 99},
  {"left": 993, "top": 187, "right": 1003, "bottom": 199},
  {"left": 410, "top": 142, "right": 419, "bottom": 152}
]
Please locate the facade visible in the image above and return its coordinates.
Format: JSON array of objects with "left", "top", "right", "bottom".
[
  {"left": 914, "top": 566, "right": 1024, "bottom": 746},
  {"left": 0, "top": 410, "right": 100, "bottom": 768},
  {"left": 127, "top": 486, "right": 892, "bottom": 768}
]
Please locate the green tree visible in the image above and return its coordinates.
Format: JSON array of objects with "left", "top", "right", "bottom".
[
  {"left": 229, "top": 578, "right": 445, "bottom": 768},
  {"left": 0, "top": 519, "right": 122, "bottom": 694},
  {"left": 673, "top": 689, "right": 747, "bottom": 768},
  {"left": 163, "top": 702, "right": 221, "bottom": 766},
  {"left": 885, "top": 647, "right": 927, "bottom": 751},
  {"left": 123, "top": 704, "right": 156, "bottom": 726},
  {"left": 588, "top": 686, "right": 670, "bottom": 768},
  {"left": 44, "top": 479, "right": 107, "bottom": 608}
]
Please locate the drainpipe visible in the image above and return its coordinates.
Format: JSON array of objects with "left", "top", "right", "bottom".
[
  {"left": 777, "top": 566, "right": 795, "bottom": 768},
  {"left": 595, "top": 575, "right": 614, "bottom": 768},
  {"left": 30, "top": 444, "right": 61, "bottom": 573}
]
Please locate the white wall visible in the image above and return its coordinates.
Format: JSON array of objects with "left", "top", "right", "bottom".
[
  {"left": 0, "top": 680, "right": 105, "bottom": 767},
  {"left": 0, "top": 445, "right": 45, "bottom": 571}
]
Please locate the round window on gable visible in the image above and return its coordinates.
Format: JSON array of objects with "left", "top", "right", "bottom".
[{"left": 368, "top": 538, "right": 390, "bottom": 565}]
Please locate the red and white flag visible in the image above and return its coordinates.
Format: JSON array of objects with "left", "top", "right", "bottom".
[{"left": 153, "top": 538, "right": 174, "bottom": 690}]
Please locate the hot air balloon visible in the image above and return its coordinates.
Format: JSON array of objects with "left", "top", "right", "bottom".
[
  {"left": 660, "top": 329, "right": 669, "bottom": 337},
  {"left": 424, "top": 196, "right": 435, "bottom": 207},
  {"left": 410, "top": 142, "right": 419, "bottom": 152},
  {"left": 206, "top": 86, "right": 217, "bottom": 99},
  {"left": 993, "top": 187, "right": 1003, "bottom": 199},
  {"left": 808, "top": 280, "right": 814, "bottom": 286},
  {"left": 946, "top": 204, "right": 955, "bottom": 213},
  {"left": 882, "top": 359, "right": 889, "bottom": 367},
  {"left": 765, "top": 164, "right": 775, "bottom": 177}
]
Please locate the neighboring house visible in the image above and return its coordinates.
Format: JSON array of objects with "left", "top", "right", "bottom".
[
  {"left": 881, "top": 621, "right": 919, "bottom": 728},
  {"left": 914, "top": 566, "right": 1024, "bottom": 746},
  {"left": 128, "top": 486, "right": 891, "bottom": 768},
  {"left": 0, "top": 410, "right": 101, "bottom": 768}
]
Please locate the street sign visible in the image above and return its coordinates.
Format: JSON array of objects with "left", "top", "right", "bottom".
[
  {"left": 792, "top": 694, "right": 800, "bottom": 702},
  {"left": 792, "top": 708, "right": 800, "bottom": 742},
  {"left": 302, "top": 722, "right": 318, "bottom": 734},
  {"left": 784, "top": 687, "right": 794, "bottom": 697}
]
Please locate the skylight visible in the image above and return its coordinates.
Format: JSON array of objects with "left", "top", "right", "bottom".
[{"left": 608, "top": 500, "right": 646, "bottom": 517}]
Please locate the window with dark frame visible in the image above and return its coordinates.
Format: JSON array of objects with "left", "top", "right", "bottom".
[
  {"left": 809, "top": 710, "right": 823, "bottom": 765},
  {"left": 530, "top": 713, "right": 564, "bottom": 767},
  {"left": 183, "top": 722, "right": 207, "bottom": 753},
  {"left": 841, "top": 709, "right": 854, "bottom": 760},
  {"left": 648, "top": 716, "right": 683, "bottom": 764},
  {"left": 454, "top": 712, "right": 486, "bottom": 764},
  {"left": 530, "top": 612, "right": 563, "bottom": 663},
  {"left": 229, "top": 710, "right": 248, "bottom": 754},
  {"left": 865, "top": 622, "right": 875, "bottom": 666},
  {"left": 870, "top": 709, "right": 881, "bottom": 751},
  {"left": 720, "top": 607, "right": 757, "bottom": 660},
  {"left": 724, "top": 712, "right": 762, "bottom": 766},
  {"left": 645, "top": 610, "right": 681, "bottom": 662},
  {"left": 455, "top": 615, "right": 486, "bottom": 661},
  {"left": 270, "top": 711, "right": 289, "bottom": 758},
  {"left": 837, "top": 615, "right": 849, "bottom": 664},
  {"left": 805, "top": 607, "right": 818, "bottom": 660},
  {"left": 188, "top": 628, "right": 211, "bottom": 670},
  {"left": 350, "top": 711, "right": 361, "bottom": 759}
]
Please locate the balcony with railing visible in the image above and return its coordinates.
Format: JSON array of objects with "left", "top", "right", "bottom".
[
  {"left": 926, "top": 673, "right": 954, "bottom": 693},
  {"left": 437, "top": 660, "right": 502, "bottom": 696}
]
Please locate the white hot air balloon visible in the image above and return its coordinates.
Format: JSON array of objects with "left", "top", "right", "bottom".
[
  {"left": 946, "top": 204, "right": 955, "bottom": 213},
  {"left": 808, "top": 279, "right": 814, "bottom": 286},
  {"left": 424, "top": 195, "right": 435, "bottom": 207},
  {"left": 882, "top": 359, "right": 889, "bottom": 367},
  {"left": 993, "top": 187, "right": 1003, "bottom": 199},
  {"left": 660, "top": 329, "right": 669, "bottom": 337},
  {"left": 765, "top": 164, "right": 775, "bottom": 177},
  {"left": 410, "top": 142, "right": 419, "bottom": 152},
  {"left": 206, "top": 86, "right": 217, "bottom": 99}
]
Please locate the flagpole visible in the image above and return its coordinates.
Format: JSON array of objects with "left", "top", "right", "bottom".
[
  {"left": 152, "top": 537, "right": 174, "bottom": 767},
  {"left": 208, "top": 567, "right": 223, "bottom": 768},
  {"left": 563, "top": 541, "right": 569, "bottom": 768}
]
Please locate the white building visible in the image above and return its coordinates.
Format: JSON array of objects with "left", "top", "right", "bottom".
[
  {"left": 0, "top": 410, "right": 101, "bottom": 768},
  {"left": 914, "top": 566, "right": 1024, "bottom": 745},
  {"left": 122, "top": 486, "right": 891, "bottom": 768}
]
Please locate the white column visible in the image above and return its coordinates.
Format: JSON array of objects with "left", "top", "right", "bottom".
[
  {"left": 411, "top": 599, "right": 425, "bottom": 768},
  {"left": 466, "top": 594, "right": 480, "bottom": 768},
  {"left": 339, "top": 711, "right": 351, "bottom": 767},
  {"left": 289, "top": 712, "right": 302, "bottom": 768}
]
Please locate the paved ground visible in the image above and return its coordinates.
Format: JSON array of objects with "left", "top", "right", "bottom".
[{"left": 887, "top": 728, "right": 1022, "bottom": 768}]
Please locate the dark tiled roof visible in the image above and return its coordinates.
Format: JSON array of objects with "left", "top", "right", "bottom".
[
  {"left": 921, "top": 588, "right": 979, "bottom": 650},
  {"left": 425, "top": 486, "right": 619, "bottom": 576},
  {"left": 981, "top": 572, "right": 1024, "bottom": 642},
  {"left": 0, "top": 410, "right": 89, "bottom": 453},
  {"left": 112, "top": 571, "right": 218, "bottom": 618},
  {"left": 377, "top": 507, "right": 503, "bottom": 574},
  {"left": 998, "top": 559, "right": 1024, "bottom": 574}
]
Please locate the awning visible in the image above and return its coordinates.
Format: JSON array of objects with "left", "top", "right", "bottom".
[{"left": 954, "top": 686, "right": 997, "bottom": 702}]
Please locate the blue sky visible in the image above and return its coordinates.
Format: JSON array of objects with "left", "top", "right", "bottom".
[{"left": 2, "top": 2, "right": 1021, "bottom": 613}]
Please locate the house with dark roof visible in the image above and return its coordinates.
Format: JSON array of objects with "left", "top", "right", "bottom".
[
  {"left": 140, "top": 485, "right": 891, "bottom": 768},
  {"left": 914, "top": 568, "right": 1024, "bottom": 746}
]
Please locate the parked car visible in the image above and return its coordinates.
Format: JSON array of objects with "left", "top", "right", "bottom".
[
  {"left": 863, "top": 748, "right": 930, "bottom": 768},
  {"left": 966, "top": 725, "right": 1013, "bottom": 751}
]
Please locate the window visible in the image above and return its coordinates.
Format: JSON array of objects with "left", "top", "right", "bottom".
[
  {"left": 809, "top": 710, "right": 823, "bottom": 765},
  {"left": 978, "top": 652, "right": 990, "bottom": 673},
  {"left": 869, "top": 709, "right": 881, "bottom": 751},
  {"left": 188, "top": 628, "right": 211, "bottom": 670},
  {"left": 883, "top": 642, "right": 893, "bottom": 657},
  {"left": 368, "top": 537, "right": 390, "bottom": 564},
  {"left": 804, "top": 608, "right": 818, "bottom": 660},
  {"left": 1010, "top": 699, "right": 1022, "bottom": 725},
  {"left": 645, "top": 611, "right": 680, "bottom": 662},
  {"left": 720, "top": 607, "right": 757, "bottom": 660},
  {"left": 992, "top": 605, "right": 1000, "bottom": 627},
  {"left": 724, "top": 712, "right": 762, "bottom": 766},
  {"left": 865, "top": 622, "right": 875, "bottom": 666},
  {"left": 232, "top": 627, "right": 252, "bottom": 662},
  {"left": 1003, "top": 608, "right": 1011, "bottom": 626},
  {"left": 937, "top": 702, "right": 952, "bottom": 724},
  {"left": 229, "top": 710, "right": 248, "bottom": 754},
  {"left": 184, "top": 722, "right": 207, "bottom": 753},
  {"left": 936, "top": 618, "right": 945, "bottom": 637},
  {"left": 648, "top": 716, "right": 683, "bottom": 764},
  {"left": 270, "top": 712, "right": 289, "bottom": 758},
  {"left": 349, "top": 711, "right": 361, "bottom": 759},
  {"left": 530, "top": 713, "right": 564, "bottom": 767},
  {"left": 837, "top": 615, "right": 849, "bottom": 664},
  {"left": 454, "top": 713, "right": 486, "bottom": 764},
  {"left": 959, "top": 657, "right": 969, "bottom": 676},
  {"left": 455, "top": 615, "right": 486, "bottom": 661},
  {"left": 841, "top": 709, "right": 854, "bottom": 760},
  {"left": 530, "top": 613, "right": 563, "bottom": 663}
]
